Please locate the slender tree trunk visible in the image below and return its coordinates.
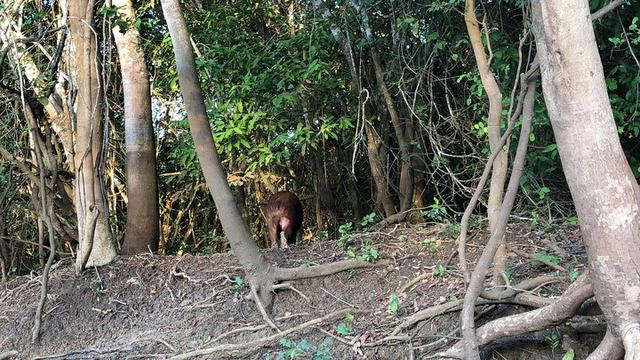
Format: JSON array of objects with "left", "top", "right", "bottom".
[
  {"left": 160, "top": 0, "right": 273, "bottom": 304},
  {"left": 532, "top": 0, "right": 640, "bottom": 355},
  {"left": 69, "top": 0, "right": 117, "bottom": 271},
  {"left": 465, "top": 0, "right": 509, "bottom": 285},
  {"left": 112, "top": 0, "right": 160, "bottom": 254},
  {"left": 365, "top": 123, "right": 397, "bottom": 217},
  {"left": 349, "top": 0, "right": 413, "bottom": 212},
  {"left": 311, "top": 0, "right": 399, "bottom": 217}
]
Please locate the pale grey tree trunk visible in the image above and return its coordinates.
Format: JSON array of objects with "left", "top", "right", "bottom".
[
  {"left": 532, "top": 0, "right": 640, "bottom": 357},
  {"left": 69, "top": 0, "right": 117, "bottom": 271}
]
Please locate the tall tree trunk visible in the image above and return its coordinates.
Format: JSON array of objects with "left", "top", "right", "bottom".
[
  {"left": 350, "top": 0, "right": 414, "bottom": 212},
  {"left": 365, "top": 123, "right": 397, "bottom": 217},
  {"left": 112, "top": 0, "right": 160, "bottom": 254},
  {"left": 465, "top": 0, "right": 509, "bottom": 285},
  {"left": 160, "top": 0, "right": 273, "bottom": 303},
  {"left": 532, "top": 0, "right": 640, "bottom": 354},
  {"left": 311, "top": 0, "right": 395, "bottom": 218},
  {"left": 69, "top": 0, "right": 117, "bottom": 272}
]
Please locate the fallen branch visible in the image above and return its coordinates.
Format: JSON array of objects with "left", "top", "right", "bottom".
[
  {"left": 168, "top": 308, "right": 356, "bottom": 360},
  {"left": 394, "top": 275, "right": 555, "bottom": 336},
  {"left": 399, "top": 272, "right": 430, "bottom": 295},
  {"left": 440, "top": 272, "right": 592, "bottom": 358}
]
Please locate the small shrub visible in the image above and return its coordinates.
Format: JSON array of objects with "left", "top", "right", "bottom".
[
  {"left": 420, "top": 198, "right": 447, "bottom": 221},
  {"left": 360, "top": 212, "right": 377, "bottom": 228},
  {"left": 387, "top": 293, "right": 400, "bottom": 316},
  {"left": 444, "top": 223, "right": 461, "bottom": 238},
  {"left": 433, "top": 264, "right": 447, "bottom": 278},
  {"left": 422, "top": 237, "right": 438, "bottom": 252}
]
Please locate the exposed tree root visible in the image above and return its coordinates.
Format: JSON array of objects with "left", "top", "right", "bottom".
[
  {"left": 206, "top": 313, "right": 307, "bottom": 345},
  {"left": 460, "top": 76, "right": 537, "bottom": 359},
  {"left": 586, "top": 327, "right": 624, "bottom": 360},
  {"left": 168, "top": 308, "right": 356, "bottom": 360},
  {"left": 481, "top": 274, "right": 557, "bottom": 300},
  {"left": 251, "top": 284, "right": 281, "bottom": 332},
  {"left": 438, "top": 272, "right": 592, "bottom": 358},
  {"left": 274, "top": 258, "right": 389, "bottom": 281},
  {"left": 392, "top": 275, "right": 553, "bottom": 336},
  {"left": 248, "top": 258, "right": 389, "bottom": 316}
]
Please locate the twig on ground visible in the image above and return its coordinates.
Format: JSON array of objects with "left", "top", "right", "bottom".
[
  {"left": 168, "top": 308, "right": 357, "bottom": 360},
  {"left": 399, "top": 273, "right": 430, "bottom": 294},
  {"left": 207, "top": 313, "right": 307, "bottom": 345},
  {"left": 320, "top": 286, "right": 357, "bottom": 308}
]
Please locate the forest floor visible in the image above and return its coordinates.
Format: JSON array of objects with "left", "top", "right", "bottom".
[{"left": 0, "top": 221, "right": 602, "bottom": 360}]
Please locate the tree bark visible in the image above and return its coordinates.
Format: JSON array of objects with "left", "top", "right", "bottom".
[
  {"left": 532, "top": 0, "right": 640, "bottom": 356},
  {"left": 464, "top": 0, "right": 509, "bottom": 286},
  {"left": 159, "top": 0, "right": 274, "bottom": 304},
  {"left": 365, "top": 122, "right": 397, "bottom": 217},
  {"left": 112, "top": 0, "right": 160, "bottom": 254},
  {"left": 69, "top": 0, "right": 117, "bottom": 272},
  {"left": 350, "top": 0, "right": 414, "bottom": 212}
]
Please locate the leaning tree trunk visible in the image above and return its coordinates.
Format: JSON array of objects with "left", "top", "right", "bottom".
[
  {"left": 69, "top": 0, "right": 117, "bottom": 272},
  {"left": 112, "top": 0, "right": 160, "bottom": 254},
  {"left": 532, "top": 0, "right": 640, "bottom": 356},
  {"left": 464, "top": 0, "right": 509, "bottom": 286},
  {"left": 159, "top": 0, "right": 274, "bottom": 304}
]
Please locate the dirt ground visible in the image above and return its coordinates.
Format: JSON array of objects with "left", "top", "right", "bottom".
[{"left": 0, "top": 222, "right": 602, "bottom": 359}]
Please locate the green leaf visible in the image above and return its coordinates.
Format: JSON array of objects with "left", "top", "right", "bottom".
[
  {"left": 388, "top": 293, "right": 399, "bottom": 314},
  {"left": 337, "top": 322, "right": 352, "bottom": 336},
  {"left": 562, "top": 348, "right": 575, "bottom": 360}
]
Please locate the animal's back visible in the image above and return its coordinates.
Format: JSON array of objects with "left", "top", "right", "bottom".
[{"left": 266, "top": 191, "right": 303, "bottom": 247}]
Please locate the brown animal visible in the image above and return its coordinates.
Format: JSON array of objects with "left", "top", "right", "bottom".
[{"left": 265, "top": 191, "right": 303, "bottom": 249}]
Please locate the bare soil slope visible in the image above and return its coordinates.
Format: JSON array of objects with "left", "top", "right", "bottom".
[{"left": 0, "top": 223, "right": 600, "bottom": 359}]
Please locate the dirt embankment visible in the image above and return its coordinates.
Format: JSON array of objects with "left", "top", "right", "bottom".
[{"left": 1, "top": 223, "right": 599, "bottom": 359}]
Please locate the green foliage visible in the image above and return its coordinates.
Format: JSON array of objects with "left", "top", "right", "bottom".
[
  {"left": 433, "top": 264, "right": 448, "bottom": 278},
  {"left": 421, "top": 198, "right": 447, "bottom": 222},
  {"left": 422, "top": 237, "right": 439, "bottom": 252},
  {"left": 338, "top": 222, "right": 353, "bottom": 247},
  {"left": 360, "top": 212, "right": 377, "bottom": 228},
  {"left": 566, "top": 216, "right": 579, "bottom": 225},
  {"left": 336, "top": 313, "right": 354, "bottom": 336},
  {"left": 387, "top": 294, "right": 400, "bottom": 316},
  {"left": 569, "top": 268, "right": 581, "bottom": 283},
  {"left": 546, "top": 331, "right": 562, "bottom": 349},
  {"left": 347, "top": 242, "right": 379, "bottom": 263},
  {"left": 529, "top": 252, "right": 561, "bottom": 268},
  {"left": 274, "top": 337, "right": 334, "bottom": 360},
  {"left": 562, "top": 348, "right": 575, "bottom": 360},
  {"left": 444, "top": 223, "right": 461, "bottom": 238}
]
